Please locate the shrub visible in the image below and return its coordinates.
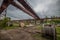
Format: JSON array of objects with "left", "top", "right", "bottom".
[{"left": 0, "top": 17, "right": 11, "bottom": 29}]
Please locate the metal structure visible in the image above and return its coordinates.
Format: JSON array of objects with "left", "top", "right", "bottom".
[
  {"left": 41, "top": 24, "right": 56, "bottom": 40},
  {"left": 0, "top": 0, "right": 40, "bottom": 19}
]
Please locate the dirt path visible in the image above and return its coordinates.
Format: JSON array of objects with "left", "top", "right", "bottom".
[{"left": 0, "top": 26, "right": 49, "bottom": 40}]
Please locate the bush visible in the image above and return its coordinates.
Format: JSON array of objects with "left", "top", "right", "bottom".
[{"left": 0, "top": 17, "right": 11, "bottom": 29}]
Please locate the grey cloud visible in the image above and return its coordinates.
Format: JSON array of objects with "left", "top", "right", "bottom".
[{"left": 27, "top": 0, "right": 60, "bottom": 18}]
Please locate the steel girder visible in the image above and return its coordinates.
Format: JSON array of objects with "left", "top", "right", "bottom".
[
  {"left": 17, "top": 0, "right": 40, "bottom": 19},
  {"left": 0, "top": 0, "right": 40, "bottom": 19}
]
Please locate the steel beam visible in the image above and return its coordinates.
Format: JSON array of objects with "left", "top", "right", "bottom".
[
  {"left": 0, "top": 0, "right": 40, "bottom": 19},
  {"left": 0, "top": 0, "right": 10, "bottom": 14},
  {"left": 11, "top": 1, "right": 37, "bottom": 19},
  {"left": 17, "top": 0, "right": 40, "bottom": 19}
]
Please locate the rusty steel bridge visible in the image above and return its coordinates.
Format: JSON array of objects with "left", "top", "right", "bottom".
[{"left": 0, "top": 0, "right": 40, "bottom": 20}]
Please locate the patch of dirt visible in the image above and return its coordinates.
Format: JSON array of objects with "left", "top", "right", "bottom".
[
  {"left": 0, "top": 27, "right": 48, "bottom": 40},
  {"left": 0, "top": 27, "right": 34, "bottom": 40}
]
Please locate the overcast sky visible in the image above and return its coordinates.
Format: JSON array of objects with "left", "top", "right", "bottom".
[{"left": 0, "top": 0, "right": 60, "bottom": 20}]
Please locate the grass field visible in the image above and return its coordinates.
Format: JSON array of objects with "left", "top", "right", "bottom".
[{"left": 56, "top": 27, "right": 60, "bottom": 40}]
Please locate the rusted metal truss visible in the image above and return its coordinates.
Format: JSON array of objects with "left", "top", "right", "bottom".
[
  {"left": 0, "top": 0, "right": 40, "bottom": 19},
  {"left": 17, "top": 0, "right": 40, "bottom": 19}
]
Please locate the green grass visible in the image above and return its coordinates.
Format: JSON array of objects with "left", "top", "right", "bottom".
[
  {"left": 32, "top": 33, "right": 48, "bottom": 40},
  {"left": 57, "top": 35, "right": 60, "bottom": 40},
  {"left": 56, "top": 27, "right": 60, "bottom": 40},
  {"left": 2, "top": 23, "right": 19, "bottom": 30},
  {"left": 35, "top": 25, "right": 42, "bottom": 30},
  {"left": 3, "top": 26, "right": 19, "bottom": 30},
  {"left": 56, "top": 27, "right": 60, "bottom": 34}
]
